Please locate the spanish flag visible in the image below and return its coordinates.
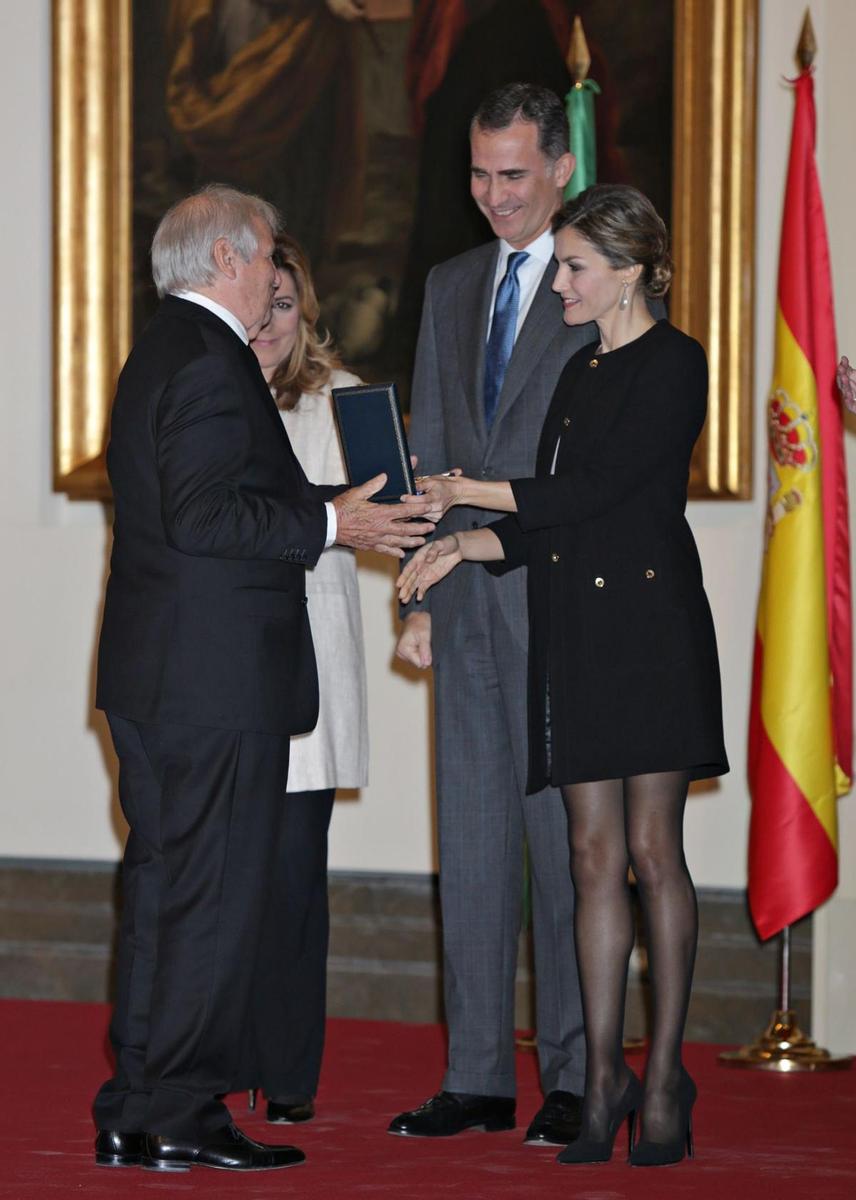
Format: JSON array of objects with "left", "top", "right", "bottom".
[{"left": 747, "top": 69, "right": 852, "bottom": 941}]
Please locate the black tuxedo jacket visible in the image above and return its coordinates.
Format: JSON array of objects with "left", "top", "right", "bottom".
[{"left": 96, "top": 296, "right": 341, "bottom": 736}]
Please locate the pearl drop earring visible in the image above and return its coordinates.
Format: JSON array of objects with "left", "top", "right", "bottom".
[{"left": 619, "top": 280, "right": 630, "bottom": 311}]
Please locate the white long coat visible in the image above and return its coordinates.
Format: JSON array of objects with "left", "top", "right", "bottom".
[{"left": 280, "top": 369, "right": 369, "bottom": 791}]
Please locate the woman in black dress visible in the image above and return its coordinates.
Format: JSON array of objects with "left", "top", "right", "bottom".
[{"left": 398, "top": 184, "right": 727, "bottom": 1167}]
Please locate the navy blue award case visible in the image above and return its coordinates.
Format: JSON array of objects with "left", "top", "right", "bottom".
[{"left": 332, "top": 382, "right": 417, "bottom": 503}]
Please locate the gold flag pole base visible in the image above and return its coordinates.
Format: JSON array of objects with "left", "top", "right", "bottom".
[{"left": 719, "top": 1009, "right": 853, "bottom": 1072}]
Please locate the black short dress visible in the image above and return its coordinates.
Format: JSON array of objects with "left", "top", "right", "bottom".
[{"left": 487, "top": 321, "right": 729, "bottom": 792}]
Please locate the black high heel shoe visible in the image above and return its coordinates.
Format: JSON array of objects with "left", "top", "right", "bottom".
[
  {"left": 556, "top": 1073, "right": 642, "bottom": 1165},
  {"left": 629, "top": 1068, "right": 697, "bottom": 1167}
]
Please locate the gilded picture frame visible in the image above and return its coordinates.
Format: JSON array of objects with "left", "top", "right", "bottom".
[{"left": 53, "top": 0, "right": 757, "bottom": 500}]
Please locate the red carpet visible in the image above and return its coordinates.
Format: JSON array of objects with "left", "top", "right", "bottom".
[{"left": 1, "top": 998, "right": 854, "bottom": 1198}]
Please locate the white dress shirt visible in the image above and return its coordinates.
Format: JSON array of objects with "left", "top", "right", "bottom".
[
  {"left": 171, "top": 290, "right": 337, "bottom": 546},
  {"left": 173, "top": 290, "right": 249, "bottom": 343},
  {"left": 486, "top": 227, "right": 555, "bottom": 343}
]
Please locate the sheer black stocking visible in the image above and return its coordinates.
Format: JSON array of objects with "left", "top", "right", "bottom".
[
  {"left": 561, "top": 769, "right": 695, "bottom": 1145},
  {"left": 561, "top": 778, "right": 635, "bottom": 1140},
  {"left": 625, "top": 769, "right": 695, "bottom": 1143}
]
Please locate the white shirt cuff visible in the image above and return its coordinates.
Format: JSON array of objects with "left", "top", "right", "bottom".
[{"left": 324, "top": 501, "right": 338, "bottom": 549}]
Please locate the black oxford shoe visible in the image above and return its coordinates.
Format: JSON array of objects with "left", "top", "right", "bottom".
[
  {"left": 267, "top": 1097, "right": 315, "bottom": 1124},
  {"left": 524, "top": 1090, "right": 584, "bottom": 1146},
  {"left": 388, "top": 1091, "right": 515, "bottom": 1137},
  {"left": 95, "top": 1129, "right": 144, "bottom": 1167},
  {"left": 142, "top": 1123, "right": 305, "bottom": 1172}
]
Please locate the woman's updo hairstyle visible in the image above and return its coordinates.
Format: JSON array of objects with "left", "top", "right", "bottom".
[{"left": 552, "top": 184, "right": 673, "bottom": 298}]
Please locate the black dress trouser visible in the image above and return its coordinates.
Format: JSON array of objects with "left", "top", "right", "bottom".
[
  {"left": 93, "top": 713, "right": 291, "bottom": 1139},
  {"left": 243, "top": 787, "right": 336, "bottom": 1101}
]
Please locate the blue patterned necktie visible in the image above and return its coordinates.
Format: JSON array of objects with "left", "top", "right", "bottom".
[{"left": 483, "top": 250, "right": 529, "bottom": 428}]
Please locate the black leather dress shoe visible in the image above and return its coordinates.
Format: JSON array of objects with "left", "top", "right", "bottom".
[
  {"left": 95, "top": 1129, "right": 144, "bottom": 1167},
  {"left": 267, "top": 1098, "right": 315, "bottom": 1124},
  {"left": 141, "top": 1123, "right": 305, "bottom": 1172},
  {"left": 388, "top": 1091, "right": 515, "bottom": 1137},
  {"left": 524, "top": 1090, "right": 584, "bottom": 1146}
]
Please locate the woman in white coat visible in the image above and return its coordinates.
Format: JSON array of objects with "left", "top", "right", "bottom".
[{"left": 244, "top": 232, "right": 369, "bottom": 1124}]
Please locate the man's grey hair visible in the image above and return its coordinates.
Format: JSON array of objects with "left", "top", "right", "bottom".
[
  {"left": 151, "top": 184, "right": 282, "bottom": 298},
  {"left": 471, "top": 82, "right": 569, "bottom": 162}
]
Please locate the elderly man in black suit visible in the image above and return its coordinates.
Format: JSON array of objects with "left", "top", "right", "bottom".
[{"left": 92, "top": 184, "right": 434, "bottom": 1173}]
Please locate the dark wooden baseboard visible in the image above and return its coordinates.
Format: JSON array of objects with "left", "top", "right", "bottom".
[{"left": 0, "top": 859, "right": 810, "bottom": 1043}]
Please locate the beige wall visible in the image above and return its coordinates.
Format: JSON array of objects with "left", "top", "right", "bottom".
[{"left": 1, "top": 2, "right": 855, "bottom": 1038}]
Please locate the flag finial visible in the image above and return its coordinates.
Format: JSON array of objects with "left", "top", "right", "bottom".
[
  {"left": 567, "top": 16, "right": 591, "bottom": 84},
  {"left": 796, "top": 8, "right": 816, "bottom": 70}
]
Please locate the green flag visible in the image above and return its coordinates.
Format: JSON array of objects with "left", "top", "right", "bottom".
[{"left": 564, "top": 78, "right": 601, "bottom": 199}]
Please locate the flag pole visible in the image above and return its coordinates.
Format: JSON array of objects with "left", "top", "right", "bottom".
[
  {"left": 518, "top": 16, "right": 600, "bottom": 1058},
  {"left": 720, "top": 8, "right": 852, "bottom": 1075},
  {"left": 563, "top": 10, "right": 642, "bottom": 1057},
  {"left": 779, "top": 923, "right": 790, "bottom": 1011},
  {"left": 719, "top": 923, "right": 850, "bottom": 1071},
  {"left": 563, "top": 16, "right": 600, "bottom": 201}
]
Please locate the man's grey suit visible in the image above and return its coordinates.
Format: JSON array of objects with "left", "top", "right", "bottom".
[{"left": 407, "top": 239, "right": 596, "bottom": 1098}]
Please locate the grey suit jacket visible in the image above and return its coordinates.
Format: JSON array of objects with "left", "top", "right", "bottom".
[{"left": 406, "top": 239, "right": 598, "bottom": 657}]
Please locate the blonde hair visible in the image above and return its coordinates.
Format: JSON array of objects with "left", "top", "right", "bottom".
[{"left": 267, "top": 233, "right": 341, "bottom": 410}]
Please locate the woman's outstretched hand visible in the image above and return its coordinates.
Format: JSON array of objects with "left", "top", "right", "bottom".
[
  {"left": 397, "top": 535, "right": 463, "bottom": 603},
  {"left": 410, "top": 469, "right": 465, "bottom": 522}
]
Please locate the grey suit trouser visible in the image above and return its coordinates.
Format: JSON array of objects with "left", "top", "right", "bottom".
[{"left": 433, "top": 570, "right": 585, "bottom": 1098}]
